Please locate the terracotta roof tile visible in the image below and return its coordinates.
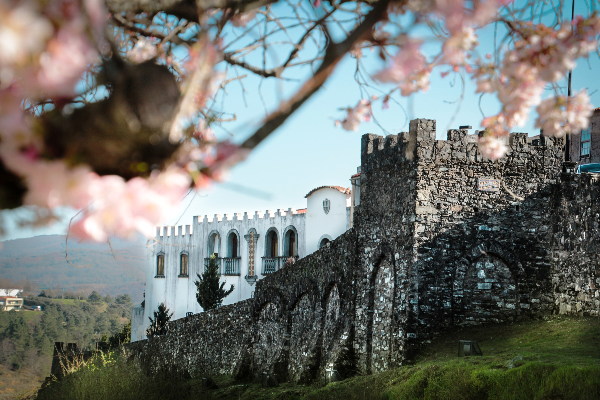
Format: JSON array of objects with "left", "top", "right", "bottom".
[
  {"left": 295, "top": 208, "right": 307, "bottom": 214},
  {"left": 351, "top": 173, "right": 361, "bottom": 178},
  {"left": 305, "top": 186, "right": 351, "bottom": 198}
]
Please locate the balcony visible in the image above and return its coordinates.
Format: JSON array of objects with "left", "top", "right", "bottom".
[
  {"left": 222, "top": 257, "right": 241, "bottom": 275},
  {"left": 262, "top": 256, "right": 299, "bottom": 274},
  {"left": 204, "top": 257, "right": 241, "bottom": 275}
]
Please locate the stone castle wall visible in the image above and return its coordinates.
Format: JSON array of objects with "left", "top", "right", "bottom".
[
  {"left": 551, "top": 173, "right": 600, "bottom": 316},
  {"left": 127, "top": 118, "right": 599, "bottom": 382}
]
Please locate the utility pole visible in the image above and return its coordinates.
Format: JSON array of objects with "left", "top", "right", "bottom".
[{"left": 565, "top": 0, "right": 576, "bottom": 161}]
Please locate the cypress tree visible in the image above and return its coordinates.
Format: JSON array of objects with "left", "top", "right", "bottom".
[
  {"left": 146, "top": 303, "right": 172, "bottom": 337},
  {"left": 195, "top": 254, "right": 234, "bottom": 311}
]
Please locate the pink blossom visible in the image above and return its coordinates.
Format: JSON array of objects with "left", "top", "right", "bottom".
[
  {"left": 31, "top": 27, "right": 99, "bottom": 97},
  {"left": 374, "top": 39, "right": 426, "bottom": 83},
  {"left": 72, "top": 168, "right": 191, "bottom": 241},
  {"left": 443, "top": 26, "right": 478, "bottom": 65},
  {"left": 339, "top": 100, "right": 372, "bottom": 131},
  {"left": 398, "top": 67, "right": 431, "bottom": 96},
  {"left": 535, "top": 91, "right": 593, "bottom": 137},
  {"left": 0, "top": 86, "right": 30, "bottom": 139},
  {"left": 19, "top": 160, "right": 95, "bottom": 209},
  {"left": 0, "top": 2, "right": 52, "bottom": 69},
  {"left": 478, "top": 134, "right": 508, "bottom": 160},
  {"left": 127, "top": 38, "right": 158, "bottom": 63}
]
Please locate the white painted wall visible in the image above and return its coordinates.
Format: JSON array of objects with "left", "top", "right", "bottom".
[
  {"left": 136, "top": 209, "right": 306, "bottom": 341},
  {"left": 305, "top": 188, "right": 351, "bottom": 255}
]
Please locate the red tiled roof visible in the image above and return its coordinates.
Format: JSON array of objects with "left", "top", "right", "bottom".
[
  {"left": 305, "top": 186, "right": 351, "bottom": 198},
  {"left": 351, "top": 173, "right": 361, "bottom": 178},
  {"left": 295, "top": 208, "right": 307, "bottom": 214}
]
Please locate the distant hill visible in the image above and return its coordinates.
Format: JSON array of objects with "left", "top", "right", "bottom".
[{"left": 0, "top": 235, "right": 147, "bottom": 303}]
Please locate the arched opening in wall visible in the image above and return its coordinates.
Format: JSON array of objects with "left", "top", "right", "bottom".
[
  {"left": 288, "top": 293, "right": 320, "bottom": 383},
  {"left": 227, "top": 231, "right": 239, "bottom": 258},
  {"left": 208, "top": 231, "right": 220, "bottom": 257},
  {"left": 319, "top": 238, "right": 330, "bottom": 249},
  {"left": 322, "top": 284, "right": 341, "bottom": 357},
  {"left": 224, "top": 230, "right": 240, "bottom": 275},
  {"left": 179, "top": 252, "right": 188, "bottom": 276},
  {"left": 254, "top": 302, "right": 286, "bottom": 377},
  {"left": 263, "top": 228, "right": 280, "bottom": 274},
  {"left": 156, "top": 253, "right": 165, "bottom": 277},
  {"left": 283, "top": 226, "right": 297, "bottom": 257},
  {"left": 366, "top": 259, "right": 394, "bottom": 374},
  {"left": 266, "top": 229, "right": 278, "bottom": 257},
  {"left": 459, "top": 253, "right": 518, "bottom": 325}
]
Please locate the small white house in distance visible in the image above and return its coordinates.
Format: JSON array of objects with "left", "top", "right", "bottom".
[
  {"left": 0, "top": 289, "right": 23, "bottom": 297},
  {"left": 131, "top": 178, "right": 359, "bottom": 342}
]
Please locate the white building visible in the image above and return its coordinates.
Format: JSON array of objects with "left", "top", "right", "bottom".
[{"left": 131, "top": 182, "right": 358, "bottom": 342}]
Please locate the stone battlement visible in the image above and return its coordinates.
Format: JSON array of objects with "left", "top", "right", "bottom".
[{"left": 361, "top": 118, "right": 565, "bottom": 173}]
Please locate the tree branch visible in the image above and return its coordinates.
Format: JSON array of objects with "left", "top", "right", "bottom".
[{"left": 241, "top": 0, "right": 392, "bottom": 150}]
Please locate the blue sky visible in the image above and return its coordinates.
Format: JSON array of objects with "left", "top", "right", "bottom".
[{"left": 2, "top": 2, "right": 599, "bottom": 241}]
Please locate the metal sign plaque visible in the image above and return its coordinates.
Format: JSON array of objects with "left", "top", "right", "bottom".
[{"left": 477, "top": 178, "right": 500, "bottom": 192}]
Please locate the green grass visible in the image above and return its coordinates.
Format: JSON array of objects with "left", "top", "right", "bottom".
[
  {"left": 45, "top": 299, "right": 85, "bottom": 306},
  {"left": 35, "top": 316, "right": 600, "bottom": 400}
]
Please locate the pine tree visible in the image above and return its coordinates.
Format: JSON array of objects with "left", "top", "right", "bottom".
[
  {"left": 146, "top": 303, "right": 172, "bottom": 337},
  {"left": 195, "top": 254, "right": 234, "bottom": 311}
]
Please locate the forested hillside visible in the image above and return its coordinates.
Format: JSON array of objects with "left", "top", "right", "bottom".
[
  {"left": 0, "top": 235, "right": 146, "bottom": 303},
  {"left": 0, "top": 293, "right": 133, "bottom": 399}
]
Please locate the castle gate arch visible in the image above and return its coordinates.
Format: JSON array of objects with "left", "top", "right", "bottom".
[
  {"left": 453, "top": 243, "right": 525, "bottom": 325},
  {"left": 366, "top": 258, "right": 395, "bottom": 374}
]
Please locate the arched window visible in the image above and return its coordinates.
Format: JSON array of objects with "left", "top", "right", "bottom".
[
  {"left": 156, "top": 254, "right": 165, "bottom": 277},
  {"left": 283, "top": 226, "right": 297, "bottom": 257},
  {"left": 265, "top": 229, "right": 278, "bottom": 257},
  {"left": 227, "top": 230, "right": 239, "bottom": 258},
  {"left": 319, "top": 238, "right": 330, "bottom": 249},
  {"left": 208, "top": 231, "right": 220, "bottom": 257},
  {"left": 179, "top": 253, "right": 188, "bottom": 276}
]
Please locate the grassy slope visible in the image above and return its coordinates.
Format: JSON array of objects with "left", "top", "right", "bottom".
[{"left": 33, "top": 316, "right": 600, "bottom": 400}]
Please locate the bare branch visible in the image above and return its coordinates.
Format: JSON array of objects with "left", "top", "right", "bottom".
[{"left": 241, "top": 0, "right": 392, "bottom": 150}]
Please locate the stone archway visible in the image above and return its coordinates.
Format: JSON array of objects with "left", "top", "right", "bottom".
[
  {"left": 253, "top": 302, "right": 286, "bottom": 375},
  {"left": 288, "top": 293, "right": 321, "bottom": 383},
  {"left": 453, "top": 244, "right": 524, "bottom": 326}
]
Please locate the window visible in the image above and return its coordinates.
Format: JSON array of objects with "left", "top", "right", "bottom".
[
  {"left": 323, "top": 198, "right": 330, "bottom": 214},
  {"left": 266, "top": 229, "right": 278, "bottom": 257},
  {"left": 208, "top": 231, "right": 220, "bottom": 257},
  {"left": 156, "top": 254, "right": 165, "bottom": 277},
  {"left": 227, "top": 231, "right": 239, "bottom": 258},
  {"left": 581, "top": 128, "right": 591, "bottom": 157},
  {"left": 284, "top": 227, "right": 297, "bottom": 257},
  {"left": 319, "top": 238, "right": 330, "bottom": 249},
  {"left": 180, "top": 253, "right": 188, "bottom": 276}
]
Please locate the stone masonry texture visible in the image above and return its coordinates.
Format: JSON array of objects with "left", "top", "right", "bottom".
[{"left": 127, "top": 118, "right": 600, "bottom": 382}]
